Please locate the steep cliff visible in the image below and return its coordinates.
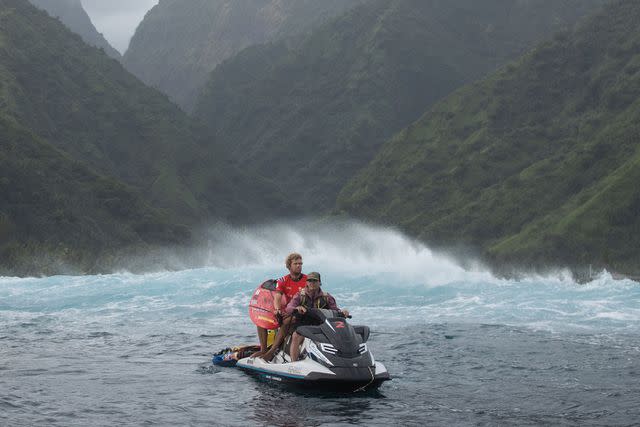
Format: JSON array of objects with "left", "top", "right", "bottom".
[
  {"left": 123, "top": 0, "right": 363, "bottom": 110},
  {"left": 195, "top": 0, "right": 606, "bottom": 212},
  {"left": 339, "top": 0, "right": 640, "bottom": 274},
  {"left": 28, "top": 0, "right": 121, "bottom": 59}
]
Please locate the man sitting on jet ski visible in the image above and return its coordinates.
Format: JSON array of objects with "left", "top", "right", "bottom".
[
  {"left": 236, "top": 272, "right": 390, "bottom": 390},
  {"left": 286, "top": 272, "right": 349, "bottom": 362},
  {"left": 260, "top": 271, "right": 348, "bottom": 362}
]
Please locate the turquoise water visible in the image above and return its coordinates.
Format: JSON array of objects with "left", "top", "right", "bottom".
[{"left": 1, "top": 222, "right": 639, "bottom": 425}]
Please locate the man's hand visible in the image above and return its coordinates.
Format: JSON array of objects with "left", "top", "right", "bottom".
[
  {"left": 341, "top": 309, "right": 350, "bottom": 318},
  {"left": 274, "top": 308, "right": 283, "bottom": 324},
  {"left": 296, "top": 306, "right": 307, "bottom": 314}
]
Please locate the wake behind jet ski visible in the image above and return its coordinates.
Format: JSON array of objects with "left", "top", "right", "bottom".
[{"left": 236, "top": 308, "right": 390, "bottom": 392}]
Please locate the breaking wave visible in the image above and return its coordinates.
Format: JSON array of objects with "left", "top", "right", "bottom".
[{"left": 1, "top": 220, "right": 638, "bottom": 333}]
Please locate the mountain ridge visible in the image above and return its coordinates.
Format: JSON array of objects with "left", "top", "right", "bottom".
[
  {"left": 123, "top": 0, "right": 364, "bottom": 110},
  {"left": 0, "top": 0, "right": 292, "bottom": 275},
  {"left": 195, "top": 0, "right": 607, "bottom": 213},
  {"left": 28, "top": 0, "right": 121, "bottom": 59},
  {"left": 337, "top": 0, "right": 640, "bottom": 275}
]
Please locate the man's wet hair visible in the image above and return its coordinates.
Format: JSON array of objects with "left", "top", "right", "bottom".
[{"left": 285, "top": 252, "right": 302, "bottom": 269}]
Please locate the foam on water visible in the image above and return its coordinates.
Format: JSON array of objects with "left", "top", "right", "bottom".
[
  {"left": 1, "top": 221, "right": 638, "bottom": 333},
  {"left": 2, "top": 222, "right": 640, "bottom": 426}
]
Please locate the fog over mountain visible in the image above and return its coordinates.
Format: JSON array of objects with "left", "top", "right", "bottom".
[
  {"left": 196, "top": 0, "right": 607, "bottom": 214},
  {"left": 5, "top": 0, "right": 640, "bottom": 281},
  {"left": 81, "top": 0, "right": 158, "bottom": 53},
  {"left": 27, "top": 0, "right": 121, "bottom": 59},
  {"left": 0, "top": 0, "right": 292, "bottom": 276},
  {"left": 123, "top": 0, "right": 364, "bottom": 110},
  {"left": 339, "top": 0, "right": 638, "bottom": 274}
]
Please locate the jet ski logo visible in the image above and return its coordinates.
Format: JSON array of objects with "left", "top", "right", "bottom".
[{"left": 334, "top": 321, "right": 345, "bottom": 329}]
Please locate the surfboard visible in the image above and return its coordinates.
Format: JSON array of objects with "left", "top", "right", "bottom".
[{"left": 249, "top": 280, "right": 280, "bottom": 330}]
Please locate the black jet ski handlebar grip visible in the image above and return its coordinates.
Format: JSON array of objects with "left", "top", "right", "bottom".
[
  {"left": 293, "top": 308, "right": 352, "bottom": 319},
  {"left": 335, "top": 310, "right": 352, "bottom": 319},
  {"left": 291, "top": 308, "right": 353, "bottom": 319}
]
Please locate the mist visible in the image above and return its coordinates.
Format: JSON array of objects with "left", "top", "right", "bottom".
[
  {"left": 116, "top": 219, "right": 581, "bottom": 288},
  {"left": 202, "top": 220, "right": 484, "bottom": 280}
]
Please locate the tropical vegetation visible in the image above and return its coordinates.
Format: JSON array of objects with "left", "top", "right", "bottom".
[
  {"left": 338, "top": 0, "right": 640, "bottom": 275},
  {"left": 196, "top": 0, "right": 606, "bottom": 213}
]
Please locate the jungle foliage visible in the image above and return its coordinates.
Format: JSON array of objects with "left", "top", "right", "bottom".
[
  {"left": 0, "top": 0, "right": 290, "bottom": 274},
  {"left": 27, "top": 0, "right": 121, "bottom": 59},
  {"left": 0, "top": 116, "right": 189, "bottom": 276},
  {"left": 338, "top": 0, "right": 640, "bottom": 274},
  {"left": 195, "top": 0, "right": 606, "bottom": 213},
  {"left": 4, "top": 0, "right": 636, "bottom": 277}
]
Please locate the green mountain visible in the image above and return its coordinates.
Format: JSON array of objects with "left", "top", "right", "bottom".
[
  {"left": 1, "top": 0, "right": 286, "bottom": 222},
  {"left": 195, "top": 0, "right": 606, "bottom": 213},
  {"left": 338, "top": 0, "right": 640, "bottom": 275},
  {"left": 0, "top": 116, "right": 188, "bottom": 276},
  {"left": 0, "top": 0, "right": 291, "bottom": 274},
  {"left": 28, "top": 0, "right": 121, "bottom": 59},
  {"left": 122, "top": 0, "right": 364, "bottom": 110},
  {"left": 1, "top": 0, "right": 206, "bottom": 219}
]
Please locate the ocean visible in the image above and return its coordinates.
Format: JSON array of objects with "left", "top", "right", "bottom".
[{"left": 1, "top": 222, "right": 639, "bottom": 426}]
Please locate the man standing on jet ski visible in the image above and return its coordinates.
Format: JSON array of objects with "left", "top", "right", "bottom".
[
  {"left": 285, "top": 272, "right": 349, "bottom": 362},
  {"left": 253, "top": 253, "right": 307, "bottom": 358}
]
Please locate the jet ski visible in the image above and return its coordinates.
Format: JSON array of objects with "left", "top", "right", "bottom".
[{"left": 236, "top": 308, "right": 390, "bottom": 391}]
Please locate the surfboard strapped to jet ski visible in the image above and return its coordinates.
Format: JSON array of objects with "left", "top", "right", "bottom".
[
  {"left": 248, "top": 279, "right": 281, "bottom": 330},
  {"left": 212, "top": 345, "right": 261, "bottom": 367},
  {"left": 236, "top": 308, "right": 390, "bottom": 392}
]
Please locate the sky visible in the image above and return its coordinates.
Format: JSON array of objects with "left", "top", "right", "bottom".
[{"left": 81, "top": 0, "right": 159, "bottom": 54}]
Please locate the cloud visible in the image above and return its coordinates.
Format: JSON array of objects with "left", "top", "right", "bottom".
[{"left": 81, "top": 0, "right": 158, "bottom": 53}]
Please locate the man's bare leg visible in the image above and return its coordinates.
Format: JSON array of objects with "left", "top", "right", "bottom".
[
  {"left": 250, "top": 326, "right": 268, "bottom": 358},
  {"left": 262, "top": 316, "right": 294, "bottom": 362},
  {"left": 290, "top": 332, "right": 305, "bottom": 362}
]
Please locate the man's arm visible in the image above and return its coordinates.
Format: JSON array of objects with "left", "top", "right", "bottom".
[
  {"left": 326, "top": 294, "right": 339, "bottom": 311},
  {"left": 273, "top": 277, "right": 286, "bottom": 312},
  {"left": 327, "top": 294, "right": 349, "bottom": 317},
  {"left": 285, "top": 293, "right": 301, "bottom": 315},
  {"left": 273, "top": 291, "right": 283, "bottom": 312}
]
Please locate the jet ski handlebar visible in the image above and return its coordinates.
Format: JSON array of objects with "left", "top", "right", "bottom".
[{"left": 294, "top": 308, "right": 352, "bottom": 321}]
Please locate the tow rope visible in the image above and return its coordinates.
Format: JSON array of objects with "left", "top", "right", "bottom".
[{"left": 352, "top": 365, "right": 375, "bottom": 393}]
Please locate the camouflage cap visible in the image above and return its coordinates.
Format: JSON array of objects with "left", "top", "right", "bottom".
[{"left": 307, "top": 272, "right": 321, "bottom": 283}]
